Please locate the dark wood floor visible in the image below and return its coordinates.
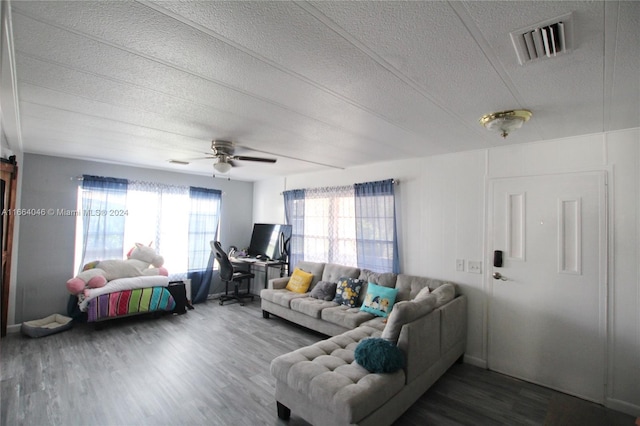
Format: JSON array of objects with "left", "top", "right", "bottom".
[{"left": 1, "top": 299, "right": 635, "bottom": 426}]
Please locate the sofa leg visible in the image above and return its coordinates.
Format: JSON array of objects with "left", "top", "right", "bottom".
[
  {"left": 262, "top": 310, "right": 270, "bottom": 319},
  {"left": 276, "top": 401, "right": 291, "bottom": 420}
]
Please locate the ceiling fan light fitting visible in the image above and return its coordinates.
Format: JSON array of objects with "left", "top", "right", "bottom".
[
  {"left": 479, "top": 109, "right": 532, "bottom": 138},
  {"left": 213, "top": 161, "right": 232, "bottom": 174}
]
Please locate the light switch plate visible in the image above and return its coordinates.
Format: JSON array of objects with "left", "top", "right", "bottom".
[
  {"left": 456, "top": 259, "right": 465, "bottom": 272},
  {"left": 468, "top": 261, "right": 482, "bottom": 274}
]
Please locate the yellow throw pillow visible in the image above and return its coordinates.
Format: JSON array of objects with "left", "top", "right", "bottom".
[{"left": 286, "top": 268, "right": 314, "bottom": 293}]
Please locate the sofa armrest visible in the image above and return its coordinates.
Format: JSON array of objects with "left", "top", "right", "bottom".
[
  {"left": 269, "top": 276, "right": 289, "bottom": 290},
  {"left": 439, "top": 295, "right": 467, "bottom": 354},
  {"left": 397, "top": 308, "right": 440, "bottom": 384}
]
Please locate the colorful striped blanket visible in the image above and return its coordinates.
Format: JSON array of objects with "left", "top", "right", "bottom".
[{"left": 86, "top": 287, "right": 175, "bottom": 322}]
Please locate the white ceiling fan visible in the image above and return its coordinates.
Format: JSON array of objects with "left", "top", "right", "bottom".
[{"left": 171, "top": 140, "right": 277, "bottom": 174}]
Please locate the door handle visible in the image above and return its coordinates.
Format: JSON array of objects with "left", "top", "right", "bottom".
[{"left": 493, "top": 272, "right": 507, "bottom": 281}]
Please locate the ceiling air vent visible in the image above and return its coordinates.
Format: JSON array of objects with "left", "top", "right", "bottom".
[{"left": 510, "top": 13, "right": 573, "bottom": 66}]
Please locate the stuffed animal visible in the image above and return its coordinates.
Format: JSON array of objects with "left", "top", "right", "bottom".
[{"left": 66, "top": 243, "right": 168, "bottom": 295}]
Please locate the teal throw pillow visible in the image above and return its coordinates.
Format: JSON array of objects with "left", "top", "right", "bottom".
[
  {"left": 354, "top": 337, "right": 405, "bottom": 373},
  {"left": 333, "top": 277, "right": 365, "bottom": 307},
  {"left": 360, "top": 283, "right": 398, "bottom": 318}
]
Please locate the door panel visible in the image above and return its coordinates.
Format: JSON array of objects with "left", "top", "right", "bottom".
[{"left": 488, "top": 172, "right": 606, "bottom": 402}]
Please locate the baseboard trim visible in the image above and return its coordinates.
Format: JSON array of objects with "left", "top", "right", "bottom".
[
  {"left": 463, "top": 354, "right": 487, "bottom": 369},
  {"left": 7, "top": 324, "right": 21, "bottom": 334},
  {"left": 605, "top": 397, "right": 640, "bottom": 417}
]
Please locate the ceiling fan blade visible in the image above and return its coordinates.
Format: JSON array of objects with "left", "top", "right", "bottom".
[
  {"left": 171, "top": 153, "right": 217, "bottom": 163},
  {"left": 233, "top": 155, "right": 277, "bottom": 163},
  {"left": 237, "top": 145, "right": 343, "bottom": 169}
]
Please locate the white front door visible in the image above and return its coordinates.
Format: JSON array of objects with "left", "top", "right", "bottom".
[{"left": 488, "top": 172, "right": 607, "bottom": 402}]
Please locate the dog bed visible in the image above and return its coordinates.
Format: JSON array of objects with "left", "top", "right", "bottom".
[{"left": 21, "top": 314, "right": 73, "bottom": 338}]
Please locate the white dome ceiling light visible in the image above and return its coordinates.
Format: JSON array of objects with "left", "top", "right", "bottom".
[{"left": 213, "top": 160, "right": 232, "bottom": 174}]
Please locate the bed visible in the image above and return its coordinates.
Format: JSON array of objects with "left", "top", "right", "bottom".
[{"left": 78, "top": 275, "right": 176, "bottom": 323}]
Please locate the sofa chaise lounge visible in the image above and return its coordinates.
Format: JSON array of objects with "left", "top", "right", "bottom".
[{"left": 261, "top": 261, "right": 467, "bottom": 426}]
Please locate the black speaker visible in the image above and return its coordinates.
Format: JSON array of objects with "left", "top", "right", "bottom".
[{"left": 168, "top": 281, "right": 189, "bottom": 314}]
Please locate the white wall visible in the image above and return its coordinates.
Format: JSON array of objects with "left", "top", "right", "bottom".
[
  {"left": 253, "top": 128, "right": 640, "bottom": 415},
  {"left": 606, "top": 130, "right": 640, "bottom": 414}
]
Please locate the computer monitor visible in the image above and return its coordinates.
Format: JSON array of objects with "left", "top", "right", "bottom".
[{"left": 247, "top": 223, "right": 292, "bottom": 261}]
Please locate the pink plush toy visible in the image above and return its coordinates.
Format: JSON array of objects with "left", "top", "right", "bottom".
[{"left": 66, "top": 243, "right": 168, "bottom": 295}]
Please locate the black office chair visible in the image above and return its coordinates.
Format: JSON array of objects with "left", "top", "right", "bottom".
[{"left": 212, "top": 241, "right": 255, "bottom": 306}]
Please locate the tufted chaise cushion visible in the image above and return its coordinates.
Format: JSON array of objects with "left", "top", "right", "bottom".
[
  {"left": 359, "top": 316, "right": 387, "bottom": 333},
  {"left": 270, "top": 326, "right": 405, "bottom": 424}
]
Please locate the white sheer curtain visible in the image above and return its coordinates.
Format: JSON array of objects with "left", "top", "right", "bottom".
[
  {"left": 303, "top": 185, "right": 357, "bottom": 267},
  {"left": 283, "top": 189, "right": 305, "bottom": 268},
  {"left": 124, "top": 181, "right": 190, "bottom": 280}
]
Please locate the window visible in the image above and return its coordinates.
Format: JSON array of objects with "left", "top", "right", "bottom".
[
  {"left": 76, "top": 176, "right": 221, "bottom": 281},
  {"left": 124, "top": 181, "right": 190, "bottom": 278},
  {"left": 77, "top": 176, "right": 127, "bottom": 267},
  {"left": 303, "top": 185, "right": 357, "bottom": 266},
  {"left": 284, "top": 179, "right": 399, "bottom": 273}
]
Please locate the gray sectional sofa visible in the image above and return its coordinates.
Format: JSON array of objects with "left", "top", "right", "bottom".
[{"left": 260, "top": 261, "right": 467, "bottom": 426}]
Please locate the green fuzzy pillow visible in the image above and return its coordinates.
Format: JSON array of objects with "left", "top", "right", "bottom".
[{"left": 354, "top": 337, "right": 405, "bottom": 373}]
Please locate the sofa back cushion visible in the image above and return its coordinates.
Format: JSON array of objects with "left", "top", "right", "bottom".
[
  {"left": 357, "top": 269, "right": 397, "bottom": 306},
  {"left": 381, "top": 292, "right": 437, "bottom": 343},
  {"left": 395, "top": 274, "right": 457, "bottom": 302},
  {"left": 293, "top": 261, "right": 326, "bottom": 290},
  {"left": 322, "top": 263, "right": 360, "bottom": 284},
  {"left": 431, "top": 282, "right": 456, "bottom": 307},
  {"left": 359, "top": 269, "right": 397, "bottom": 288}
]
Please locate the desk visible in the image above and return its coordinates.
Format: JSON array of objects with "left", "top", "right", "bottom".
[{"left": 230, "top": 257, "right": 288, "bottom": 289}]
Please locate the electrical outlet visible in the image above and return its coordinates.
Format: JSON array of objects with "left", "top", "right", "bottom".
[
  {"left": 468, "top": 261, "right": 482, "bottom": 274},
  {"left": 456, "top": 259, "right": 465, "bottom": 272}
]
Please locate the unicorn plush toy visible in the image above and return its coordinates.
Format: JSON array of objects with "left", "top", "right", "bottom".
[{"left": 66, "top": 243, "right": 168, "bottom": 295}]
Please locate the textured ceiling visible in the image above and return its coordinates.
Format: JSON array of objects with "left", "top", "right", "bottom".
[{"left": 5, "top": 1, "right": 639, "bottom": 181}]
